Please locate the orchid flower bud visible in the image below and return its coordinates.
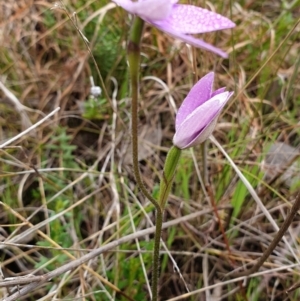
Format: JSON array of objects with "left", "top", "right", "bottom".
[{"left": 173, "top": 72, "right": 233, "bottom": 149}]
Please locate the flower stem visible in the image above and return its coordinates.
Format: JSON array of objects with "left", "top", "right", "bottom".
[
  {"left": 127, "top": 16, "right": 163, "bottom": 301},
  {"left": 127, "top": 17, "right": 161, "bottom": 211},
  {"left": 151, "top": 212, "right": 162, "bottom": 301},
  {"left": 150, "top": 146, "right": 181, "bottom": 301}
]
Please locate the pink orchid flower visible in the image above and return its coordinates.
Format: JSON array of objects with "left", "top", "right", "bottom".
[
  {"left": 173, "top": 72, "right": 233, "bottom": 149},
  {"left": 112, "top": 0, "right": 235, "bottom": 58}
]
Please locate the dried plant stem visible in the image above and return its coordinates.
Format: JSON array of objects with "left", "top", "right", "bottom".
[
  {"left": 206, "top": 186, "right": 248, "bottom": 300},
  {"left": 233, "top": 192, "right": 300, "bottom": 277},
  {"left": 127, "top": 16, "right": 162, "bottom": 301},
  {"left": 210, "top": 135, "right": 299, "bottom": 263},
  {"left": 228, "top": 17, "right": 300, "bottom": 110},
  {"left": 210, "top": 135, "right": 300, "bottom": 276},
  {"left": 0, "top": 107, "right": 60, "bottom": 149},
  {"left": 206, "top": 185, "right": 232, "bottom": 261}
]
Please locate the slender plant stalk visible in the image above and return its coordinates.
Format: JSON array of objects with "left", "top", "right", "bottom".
[
  {"left": 127, "top": 17, "right": 182, "bottom": 301},
  {"left": 151, "top": 146, "right": 181, "bottom": 300},
  {"left": 127, "top": 17, "right": 160, "bottom": 211},
  {"left": 127, "top": 16, "right": 163, "bottom": 301},
  {"left": 151, "top": 215, "right": 162, "bottom": 301},
  {"left": 149, "top": 147, "right": 181, "bottom": 301}
]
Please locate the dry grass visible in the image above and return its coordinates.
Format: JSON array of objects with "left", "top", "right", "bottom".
[{"left": 0, "top": 0, "right": 300, "bottom": 300}]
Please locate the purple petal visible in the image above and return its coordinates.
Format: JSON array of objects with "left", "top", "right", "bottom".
[
  {"left": 159, "top": 5, "right": 236, "bottom": 34},
  {"left": 150, "top": 21, "right": 229, "bottom": 57},
  {"left": 112, "top": 0, "right": 173, "bottom": 20},
  {"left": 175, "top": 72, "right": 214, "bottom": 130},
  {"left": 173, "top": 91, "right": 233, "bottom": 149},
  {"left": 212, "top": 87, "right": 226, "bottom": 97}
]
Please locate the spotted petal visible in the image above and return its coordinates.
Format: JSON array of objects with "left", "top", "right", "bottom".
[
  {"left": 157, "top": 4, "right": 236, "bottom": 34},
  {"left": 150, "top": 21, "right": 230, "bottom": 57},
  {"left": 173, "top": 91, "right": 233, "bottom": 149}
]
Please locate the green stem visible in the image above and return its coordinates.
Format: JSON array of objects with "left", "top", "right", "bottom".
[
  {"left": 151, "top": 211, "right": 162, "bottom": 301},
  {"left": 127, "top": 17, "right": 160, "bottom": 211},
  {"left": 151, "top": 146, "right": 181, "bottom": 301},
  {"left": 127, "top": 17, "right": 163, "bottom": 301}
]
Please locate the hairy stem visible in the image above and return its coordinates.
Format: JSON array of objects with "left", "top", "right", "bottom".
[
  {"left": 127, "top": 17, "right": 160, "bottom": 211},
  {"left": 151, "top": 210, "right": 162, "bottom": 301},
  {"left": 127, "top": 16, "right": 162, "bottom": 301}
]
